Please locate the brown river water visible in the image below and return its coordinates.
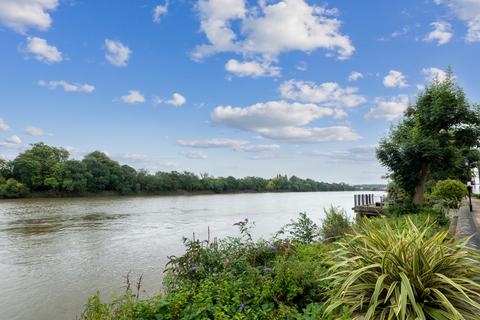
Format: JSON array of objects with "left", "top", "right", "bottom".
[{"left": 0, "top": 191, "right": 385, "bottom": 320}]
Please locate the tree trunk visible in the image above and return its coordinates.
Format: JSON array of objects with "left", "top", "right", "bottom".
[{"left": 413, "top": 163, "right": 430, "bottom": 206}]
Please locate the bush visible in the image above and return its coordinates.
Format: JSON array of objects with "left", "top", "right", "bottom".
[
  {"left": 281, "top": 212, "right": 319, "bottom": 244},
  {"left": 325, "top": 216, "right": 480, "bottom": 319},
  {"left": 0, "top": 177, "right": 28, "bottom": 198},
  {"left": 432, "top": 178, "right": 467, "bottom": 208},
  {"left": 319, "top": 207, "right": 351, "bottom": 242}
]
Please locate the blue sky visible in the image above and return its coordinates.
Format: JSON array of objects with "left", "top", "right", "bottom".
[{"left": 0, "top": 0, "right": 479, "bottom": 184}]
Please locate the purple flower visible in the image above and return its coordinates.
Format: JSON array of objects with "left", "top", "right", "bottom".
[
  {"left": 238, "top": 303, "right": 245, "bottom": 312},
  {"left": 190, "top": 266, "right": 197, "bottom": 273},
  {"left": 268, "top": 244, "right": 278, "bottom": 251}
]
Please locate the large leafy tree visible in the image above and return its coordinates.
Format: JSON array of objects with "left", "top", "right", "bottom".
[
  {"left": 12, "top": 143, "right": 69, "bottom": 191},
  {"left": 377, "top": 70, "right": 480, "bottom": 205}
]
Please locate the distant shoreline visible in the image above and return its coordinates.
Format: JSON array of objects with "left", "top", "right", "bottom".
[{"left": 0, "top": 188, "right": 387, "bottom": 201}]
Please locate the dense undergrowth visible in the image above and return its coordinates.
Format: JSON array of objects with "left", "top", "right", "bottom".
[{"left": 80, "top": 207, "right": 480, "bottom": 320}]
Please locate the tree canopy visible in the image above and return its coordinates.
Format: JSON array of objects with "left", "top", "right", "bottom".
[
  {"left": 377, "top": 69, "right": 480, "bottom": 205},
  {"left": 0, "top": 143, "right": 355, "bottom": 198}
]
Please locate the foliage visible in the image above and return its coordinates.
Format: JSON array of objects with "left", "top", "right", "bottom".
[
  {"left": 281, "top": 212, "right": 319, "bottom": 244},
  {"left": 431, "top": 178, "right": 467, "bottom": 208},
  {"left": 0, "top": 177, "right": 28, "bottom": 198},
  {"left": 325, "top": 216, "right": 480, "bottom": 319},
  {"left": 81, "top": 218, "right": 349, "bottom": 320},
  {"left": 319, "top": 207, "right": 351, "bottom": 242},
  {"left": 1, "top": 143, "right": 354, "bottom": 199},
  {"left": 377, "top": 69, "right": 480, "bottom": 205}
]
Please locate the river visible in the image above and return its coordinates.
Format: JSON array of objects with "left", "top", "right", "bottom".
[{"left": 0, "top": 191, "right": 384, "bottom": 320}]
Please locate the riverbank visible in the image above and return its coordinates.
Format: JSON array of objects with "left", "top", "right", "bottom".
[
  {"left": 79, "top": 204, "right": 480, "bottom": 319},
  {"left": 0, "top": 188, "right": 387, "bottom": 201}
]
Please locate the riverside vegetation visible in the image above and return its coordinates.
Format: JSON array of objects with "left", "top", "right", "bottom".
[
  {"left": 0, "top": 144, "right": 354, "bottom": 199},
  {"left": 80, "top": 69, "right": 480, "bottom": 319}
]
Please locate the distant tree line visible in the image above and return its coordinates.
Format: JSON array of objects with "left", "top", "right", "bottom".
[{"left": 0, "top": 143, "right": 355, "bottom": 198}]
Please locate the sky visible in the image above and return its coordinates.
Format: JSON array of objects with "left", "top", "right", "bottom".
[{"left": 0, "top": 0, "right": 479, "bottom": 184}]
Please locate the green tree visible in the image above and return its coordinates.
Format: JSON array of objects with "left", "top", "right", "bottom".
[
  {"left": 12, "top": 142, "right": 69, "bottom": 191},
  {"left": 82, "top": 151, "right": 121, "bottom": 192},
  {"left": 377, "top": 69, "right": 480, "bottom": 205}
]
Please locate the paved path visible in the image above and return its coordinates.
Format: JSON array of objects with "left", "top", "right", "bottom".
[{"left": 456, "top": 198, "right": 480, "bottom": 251}]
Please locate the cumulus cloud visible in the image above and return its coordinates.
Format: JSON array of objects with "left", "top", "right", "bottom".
[
  {"left": 365, "top": 95, "right": 410, "bottom": 121},
  {"left": 225, "top": 59, "right": 280, "bottom": 77},
  {"left": 434, "top": 0, "right": 480, "bottom": 42},
  {"left": 121, "top": 90, "right": 146, "bottom": 104},
  {"left": 279, "top": 80, "right": 367, "bottom": 108},
  {"left": 211, "top": 101, "right": 336, "bottom": 130},
  {"left": 0, "top": 118, "right": 10, "bottom": 131},
  {"left": 211, "top": 100, "right": 359, "bottom": 143},
  {"left": 154, "top": 92, "right": 187, "bottom": 107},
  {"left": 424, "top": 21, "right": 453, "bottom": 45},
  {"left": 422, "top": 67, "right": 448, "bottom": 83},
  {"left": 0, "top": 135, "right": 23, "bottom": 148},
  {"left": 184, "top": 151, "right": 208, "bottom": 159},
  {"left": 25, "top": 126, "right": 45, "bottom": 136},
  {"left": 0, "top": 0, "right": 59, "bottom": 33},
  {"left": 348, "top": 71, "right": 363, "bottom": 82},
  {"left": 38, "top": 80, "right": 95, "bottom": 93},
  {"left": 153, "top": 2, "right": 168, "bottom": 23},
  {"left": 25, "top": 37, "right": 62, "bottom": 63},
  {"left": 192, "top": 0, "right": 354, "bottom": 61},
  {"left": 105, "top": 39, "right": 131, "bottom": 67},
  {"left": 176, "top": 138, "right": 248, "bottom": 149},
  {"left": 383, "top": 70, "right": 408, "bottom": 88}
]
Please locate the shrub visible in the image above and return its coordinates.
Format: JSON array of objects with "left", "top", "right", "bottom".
[
  {"left": 319, "top": 207, "right": 351, "bottom": 242},
  {"left": 282, "top": 212, "right": 319, "bottom": 244},
  {"left": 325, "top": 217, "right": 480, "bottom": 319},
  {"left": 432, "top": 178, "right": 467, "bottom": 208}
]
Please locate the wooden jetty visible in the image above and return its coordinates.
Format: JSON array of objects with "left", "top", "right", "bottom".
[{"left": 353, "top": 194, "right": 387, "bottom": 218}]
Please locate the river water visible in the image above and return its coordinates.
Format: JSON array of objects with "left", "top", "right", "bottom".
[{"left": 0, "top": 191, "right": 384, "bottom": 320}]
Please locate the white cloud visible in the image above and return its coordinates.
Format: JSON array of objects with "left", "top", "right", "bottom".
[
  {"left": 119, "top": 153, "right": 148, "bottom": 162},
  {"left": 105, "top": 39, "right": 131, "bottom": 67},
  {"left": 348, "top": 71, "right": 363, "bottom": 82},
  {"left": 184, "top": 151, "right": 208, "bottom": 159},
  {"left": 38, "top": 80, "right": 95, "bottom": 93},
  {"left": 166, "top": 93, "right": 186, "bottom": 106},
  {"left": 153, "top": 2, "right": 168, "bottom": 23},
  {"left": 0, "top": 0, "right": 59, "bottom": 33},
  {"left": 279, "top": 80, "right": 367, "bottom": 108},
  {"left": 422, "top": 67, "right": 448, "bottom": 83},
  {"left": 424, "top": 21, "right": 453, "bottom": 45},
  {"left": 434, "top": 0, "right": 480, "bottom": 42},
  {"left": 234, "top": 144, "right": 280, "bottom": 152},
  {"left": 383, "top": 70, "right": 408, "bottom": 88},
  {"left": 0, "top": 118, "right": 10, "bottom": 131},
  {"left": 193, "top": 0, "right": 354, "bottom": 60},
  {"left": 211, "top": 100, "right": 336, "bottom": 130},
  {"left": 176, "top": 138, "right": 248, "bottom": 148},
  {"left": 308, "top": 145, "right": 378, "bottom": 162},
  {"left": 211, "top": 100, "right": 359, "bottom": 143},
  {"left": 256, "top": 126, "right": 360, "bottom": 143},
  {"left": 0, "top": 135, "right": 23, "bottom": 148},
  {"left": 365, "top": 95, "right": 410, "bottom": 121},
  {"left": 25, "top": 126, "right": 44, "bottom": 136},
  {"left": 25, "top": 37, "right": 62, "bottom": 63},
  {"left": 225, "top": 59, "right": 280, "bottom": 77},
  {"left": 121, "top": 90, "right": 145, "bottom": 104},
  {"left": 154, "top": 92, "right": 187, "bottom": 107}
]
